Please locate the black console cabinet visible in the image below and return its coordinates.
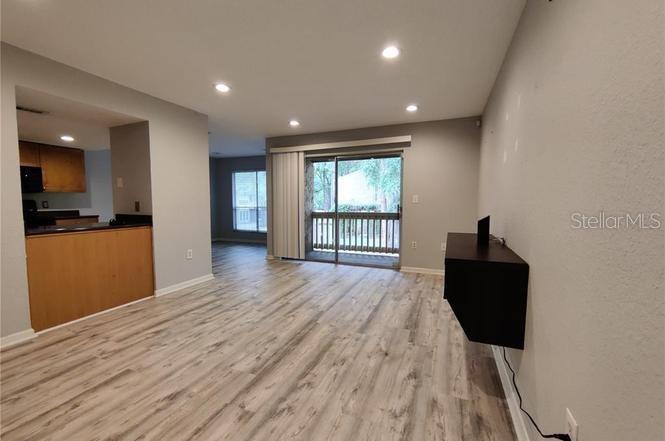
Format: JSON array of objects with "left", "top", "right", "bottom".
[{"left": 444, "top": 233, "right": 529, "bottom": 349}]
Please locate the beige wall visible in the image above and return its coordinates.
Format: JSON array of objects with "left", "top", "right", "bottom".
[
  {"left": 266, "top": 118, "right": 481, "bottom": 270},
  {"left": 110, "top": 121, "right": 152, "bottom": 214},
  {"left": 479, "top": 1, "right": 664, "bottom": 440},
  {"left": 1, "top": 44, "right": 212, "bottom": 338}
]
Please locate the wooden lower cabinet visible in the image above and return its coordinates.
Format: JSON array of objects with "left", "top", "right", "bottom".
[{"left": 25, "top": 226, "right": 154, "bottom": 331}]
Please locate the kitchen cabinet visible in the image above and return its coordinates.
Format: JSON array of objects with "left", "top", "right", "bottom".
[
  {"left": 19, "top": 141, "right": 86, "bottom": 192},
  {"left": 25, "top": 226, "right": 154, "bottom": 331},
  {"left": 40, "top": 145, "right": 86, "bottom": 192},
  {"left": 19, "top": 141, "right": 41, "bottom": 166}
]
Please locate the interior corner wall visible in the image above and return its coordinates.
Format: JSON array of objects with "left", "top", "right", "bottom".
[
  {"left": 1, "top": 43, "right": 212, "bottom": 337},
  {"left": 266, "top": 118, "right": 481, "bottom": 270},
  {"left": 110, "top": 121, "right": 152, "bottom": 215},
  {"left": 209, "top": 155, "right": 267, "bottom": 243},
  {"left": 479, "top": 1, "right": 664, "bottom": 440}
]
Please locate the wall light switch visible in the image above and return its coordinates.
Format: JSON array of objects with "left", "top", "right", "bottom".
[
  {"left": 565, "top": 408, "right": 579, "bottom": 441},
  {"left": 116, "top": 177, "right": 124, "bottom": 188},
  {"left": 412, "top": 195, "right": 419, "bottom": 203},
  {"left": 411, "top": 241, "right": 417, "bottom": 249},
  {"left": 186, "top": 249, "right": 193, "bottom": 260}
]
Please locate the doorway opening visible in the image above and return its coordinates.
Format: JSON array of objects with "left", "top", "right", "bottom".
[{"left": 304, "top": 154, "right": 402, "bottom": 269}]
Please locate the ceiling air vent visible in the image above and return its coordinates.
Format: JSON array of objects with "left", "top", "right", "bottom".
[{"left": 16, "top": 106, "right": 49, "bottom": 115}]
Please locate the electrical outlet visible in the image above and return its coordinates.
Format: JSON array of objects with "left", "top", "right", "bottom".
[
  {"left": 411, "top": 241, "right": 417, "bottom": 249},
  {"left": 565, "top": 408, "right": 579, "bottom": 441},
  {"left": 412, "top": 194, "right": 419, "bottom": 203},
  {"left": 186, "top": 249, "right": 193, "bottom": 260}
]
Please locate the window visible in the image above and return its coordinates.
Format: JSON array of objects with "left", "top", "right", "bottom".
[{"left": 232, "top": 171, "right": 267, "bottom": 232}]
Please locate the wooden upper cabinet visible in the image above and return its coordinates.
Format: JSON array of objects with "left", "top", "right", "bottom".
[
  {"left": 19, "top": 141, "right": 87, "bottom": 192},
  {"left": 19, "top": 141, "right": 41, "bottom": 167},
  {"left": 40, "top": 145, "right": 86, "bottom": 192}
]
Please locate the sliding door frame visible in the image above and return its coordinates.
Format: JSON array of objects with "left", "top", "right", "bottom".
[
  {"left": 334, "top": 157, "right": 340, "bottom": 263},
  {"left": 306, "top": 151, "right": 403, "bottom": 267}
]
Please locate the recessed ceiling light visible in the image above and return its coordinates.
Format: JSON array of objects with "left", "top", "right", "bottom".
[
  {"left": 214, "top": 82, "right": 231, "bottom": 93},
  {"left": 60, "top": 135, "right": 75, "bottom": 142},
  {"left": 382, "top": 45, "right": 400, "bottom": 59},
  {"left": 406, "top": 104, "right": 419, "bottom": 112},
  {"left": 289, "top": 119, "right": 300, "bottom": 128}
]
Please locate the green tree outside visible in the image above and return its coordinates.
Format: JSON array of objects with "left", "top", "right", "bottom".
[{"left": 312, "top": 157, "right": 401, "bottom": 212}]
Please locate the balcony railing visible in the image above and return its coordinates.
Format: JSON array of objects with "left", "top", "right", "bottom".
[
  {"left": 311, "top": 212, "right": 400, "bottom": 254},
  {"left": 233, "top": 207, "right": 267, "bottom": 232}
]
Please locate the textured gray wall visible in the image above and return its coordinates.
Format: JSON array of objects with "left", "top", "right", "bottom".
[
  {"left": 479, "top": 0, "right": 664, "bottom": 439},
  {"left": 110, "top": 121, "right": 152, "bottom": 215}
]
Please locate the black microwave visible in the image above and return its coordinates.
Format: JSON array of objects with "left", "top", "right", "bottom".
[{"left": 20, "top": 166, "right": 44, "bottom": 193}]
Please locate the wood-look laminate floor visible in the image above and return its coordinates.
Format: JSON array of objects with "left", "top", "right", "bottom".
[{"left": 0, "top": 243, "right": 516, "bottom": 441}]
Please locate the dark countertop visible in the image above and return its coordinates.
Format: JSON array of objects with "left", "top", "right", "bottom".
[
  {"left": 25, "top": 222, "right": 152, "bottom": 236},
  {"left": 444, "top": 232, "right": 528, "bottom": 265}
]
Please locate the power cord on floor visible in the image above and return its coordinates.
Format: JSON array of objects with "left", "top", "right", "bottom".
[{"left": 502, "top": 347, "right": 572, "bottom": 441}]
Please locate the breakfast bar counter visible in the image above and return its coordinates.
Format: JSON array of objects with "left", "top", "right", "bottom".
[{"left": 25, "top": 225, "right": 154, "bottom": 331}]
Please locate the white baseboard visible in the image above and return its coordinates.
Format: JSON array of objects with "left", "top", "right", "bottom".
[
  {"left": 400, "top": 266, "right": 444, "bottom": 275},
  {"left": 154, "top": 273, "right": 215, "bottom": 297},
  {"left": 37, "top": 296, "right": 153, "bottom": 335},
  {"left": 491, "top": 345, "right": 531, "bottom": 441},
  {"left": 3, "top": 275, "right": 214, "bottom": 348},
  {"left": 1, "top": 328, "right": 37, "bottom": 349}
]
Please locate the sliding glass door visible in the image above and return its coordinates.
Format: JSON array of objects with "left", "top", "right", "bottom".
[
  {"left": 305, "top": 154, "right": 402, "bottom": 268},
  {"left": 307, "top": 158, "right": 336, "bottom": 263},
  {"left": 336, "top": 155, "right": 401, "bottom": 267}
]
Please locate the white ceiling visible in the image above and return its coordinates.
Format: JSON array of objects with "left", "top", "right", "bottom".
[
  {"left": 2, "top": 0, "right": 525, "bottom": 157},
  {"left": 16, "top": 87, "right": 142, "bottom": 150}
]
